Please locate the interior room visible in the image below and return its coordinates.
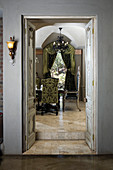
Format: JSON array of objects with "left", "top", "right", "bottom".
[{"left": 23, "top": 18, "right": 96, "bottom": 155}]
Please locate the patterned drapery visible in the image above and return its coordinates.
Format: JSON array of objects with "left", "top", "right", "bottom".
[
  {"left": 43, "top": 43, "right": 56, "bottom": 78},
  {"left": 43, "top": 43, "right": 76, "bottom": 90},
  {"left": 61, "top": 44, "right": 76, "bottom": 91}
]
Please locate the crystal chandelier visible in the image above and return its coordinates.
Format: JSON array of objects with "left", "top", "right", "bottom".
[{"left": 53, "top": 28, "right": 69, "bottom": 52}]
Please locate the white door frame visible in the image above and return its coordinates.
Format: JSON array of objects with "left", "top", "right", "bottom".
[{"left": 22, "top": 15, "right": 98, "bottom": 153}]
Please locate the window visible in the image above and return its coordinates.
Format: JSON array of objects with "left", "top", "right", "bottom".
[{"left": 50, "top": 52, "right": 67, "bottom": 89}]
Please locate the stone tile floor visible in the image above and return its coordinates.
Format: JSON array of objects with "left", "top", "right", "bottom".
[
  {"left": 36, "top": 101, "right": 86, "bottom": 133},
  {"left": 23, "top": 140, "right": 95, "bottom": 155},
  {"left": 23, "top": 101, "right": 93, "bottom": 155},
  {"left": 35, "top": 101, "right": 86, "bottom": 140}
]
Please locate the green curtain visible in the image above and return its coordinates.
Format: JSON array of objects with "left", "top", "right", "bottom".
[
  {"left": 43, "top": 43, "right": 76, "bottom": 91},
  {"left": 43, "top": 43, "right": 56, "bottom": 78},
  {"left": 61, "top": 44, "right": 76, "bottom": 91}
]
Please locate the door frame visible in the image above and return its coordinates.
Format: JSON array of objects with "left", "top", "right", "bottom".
[{"left": 22, "top": 15, "right": 98, "bottom": 153}]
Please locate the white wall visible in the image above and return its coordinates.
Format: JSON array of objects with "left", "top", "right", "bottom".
[
  {"left": 0, "top": 0, "right": 113, "bottom": 154},
  {"left": 0, "top": 10, "right": 3, "bottom": 17}
]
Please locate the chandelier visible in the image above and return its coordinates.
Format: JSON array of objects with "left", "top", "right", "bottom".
[{"left": 53, "top": 28, "right": 69, "bottom": 52}]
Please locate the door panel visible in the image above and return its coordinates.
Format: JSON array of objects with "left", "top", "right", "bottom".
[
  {"left": 23, "top": 19, "right": 36, "bottom": 151},
  {"left": 85, "top": 19, "right": 94, "bottom": 150},
  {"left": 27, "top": 21, "right": 36, "bottom": 150}
]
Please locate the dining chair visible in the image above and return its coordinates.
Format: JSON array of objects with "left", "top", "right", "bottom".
[
  {"left": 41, "top": 78, "right": 59, "bottom": 115},
  {"left": 36, "top": 77, "right": 41, "bottom": 111},
  {"left": 36, "top": 77, "right": 41, "bottom": 89},
  {"left": 65, "top": 66, "right": 81, "bottom": 111}
]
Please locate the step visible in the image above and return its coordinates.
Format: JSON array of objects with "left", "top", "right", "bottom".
[{"left": 36, "top": 131, "right": 85, "bottom": 140}]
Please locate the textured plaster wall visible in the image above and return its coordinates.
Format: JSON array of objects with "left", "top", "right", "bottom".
[{"left": 0, "top": 0, "right": 113, "bottom": 154}]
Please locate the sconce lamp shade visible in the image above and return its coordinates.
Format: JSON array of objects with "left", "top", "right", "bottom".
[
  {"left": 7, "top": 41, "right": 15, "bottom": 49},
  {"left": 6, "top": 37, "right": 16, "bottom": 59},
  {"left": 6, "top": 37, "right": 15, "bottom": 49}
]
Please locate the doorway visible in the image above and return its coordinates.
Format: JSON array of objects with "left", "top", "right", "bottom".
[{"left": 22, "top": 16, "right": 97, "bottom": 155}]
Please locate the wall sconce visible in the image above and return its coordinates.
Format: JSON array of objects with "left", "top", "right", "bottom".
[{"left": 6, "top": 37, "right": 16, "bottom": 60}]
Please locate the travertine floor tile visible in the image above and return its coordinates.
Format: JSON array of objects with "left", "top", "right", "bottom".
[
  {"left": 23, "top": 101, "right": 92, "bottom": 155},
  {"left": 23, "top": 140, "right": 95, "bottom": 155},
  {"left": 36, "top": 101, "right": 86, "bottom": 133}
]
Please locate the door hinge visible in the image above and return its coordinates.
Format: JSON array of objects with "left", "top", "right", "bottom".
[
  {"left": 25, "top": 28, "right": 27, "bottom": 34},
  {"left": 92, "top": 80, "right": 94, "bottom": 86},
  {"left": 93, "top": 134, "right": 94, "bottom": 141},
  {"left": 92, "top": 28, "right": 94, "bottom": 34}
]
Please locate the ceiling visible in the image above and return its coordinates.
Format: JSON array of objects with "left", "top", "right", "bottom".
[{"left": 29, "top": 18, "right": 90, "bottom": 49}]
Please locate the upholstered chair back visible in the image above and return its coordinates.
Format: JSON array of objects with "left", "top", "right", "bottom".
[{"left": 41, "top": 78, "right": 59, "bottom": 104}]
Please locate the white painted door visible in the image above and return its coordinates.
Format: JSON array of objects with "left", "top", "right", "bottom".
[
  {"left": 23, "top": 19, "right": 36, "bottom": 151},
  {"left": 85, "top": 19, "right": 94, "bottom": 150}
]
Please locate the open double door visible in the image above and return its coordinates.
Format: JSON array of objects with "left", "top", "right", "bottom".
[{"left": 22, "top": 17, "right": 96, "bottom": 153}]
